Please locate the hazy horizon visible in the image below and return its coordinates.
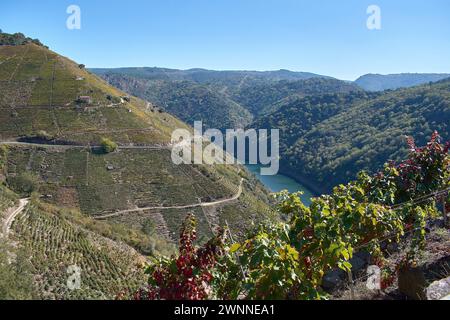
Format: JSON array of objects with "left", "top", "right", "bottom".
[{"left": 89, "top": 66, "right": 450, "bottom": 82}]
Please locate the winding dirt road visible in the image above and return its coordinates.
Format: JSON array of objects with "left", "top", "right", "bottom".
[
  {"left": 1, "top": 141, "right": 245, "bottom": 222},
  {"left": 94, "top": 178, "right": 244, "bottom": 220},
  {"left": 2, "top": 198, "right": 29, "bottom": 236}
]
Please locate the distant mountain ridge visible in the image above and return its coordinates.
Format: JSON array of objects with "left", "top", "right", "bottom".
[
  {"left": 92, "top": 67, "right": 360, "bottom": 130},
  {"left": 91, "top": 67, "right": 332, "bottom": 83},
  {"left": 355, "top": 73, "right": 450, "bottom": 91}
]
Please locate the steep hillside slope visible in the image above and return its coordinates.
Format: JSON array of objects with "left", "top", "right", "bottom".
[
  {"left": 0, "top": 41, "right": 274, "bottom": 247},
  {"left": 10, "top": 200, "right": 147, "bottom": 299},
  {"left": 252, "top": 91, "right": 378, "bottom": 154},
  {"left": 0, "top": 43, "right": 186, "bottom": 145},
  {"left": 1, "top": 184, "right": 150, "bottom": 299},
  {"left": 355, "top": 73, "right": 450, "bottom": 91}
]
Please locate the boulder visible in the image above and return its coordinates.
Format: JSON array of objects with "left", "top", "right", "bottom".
[
  {"left": 322, "top": 269, "right": 345, "bottom": 290},
  {"left": 427, "top": 277, "right": 450, "bottom": 300},
  {"left": 350, "top": 251, "right": 371, "bottom": 273},
  {"left": 398, "top": 256, "right": 450, "bottom": 300}
]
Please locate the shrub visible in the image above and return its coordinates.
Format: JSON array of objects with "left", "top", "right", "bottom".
[
  {"left": 35, "top": 130, "right": 54, "bottom": 141},
  {"left": 7, "top": 172, "right": 40, "bottom": 196},
  {"left": 100, "top": 138, "right": 118, "bottom": 154},
  {"left": 133, "top": 213, "right": 226, "bottom": 300}
]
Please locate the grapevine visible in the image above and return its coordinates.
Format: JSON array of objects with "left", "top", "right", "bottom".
[
  {"left": 133, "top": 213, "right": 226, "bottom": 300},
  {"left": 133, "top": 132, "right": 449, "bottom": 300}
]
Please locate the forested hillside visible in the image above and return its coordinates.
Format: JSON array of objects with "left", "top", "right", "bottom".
[
  {"left": 272, "top": 79, "right": 450, "bottom": 192},
  {"left": 252, "top": 91, "right": 379, "bottom": 153},
  {"left": 0, "top": 31, "right": 45, "bottom": 47}
]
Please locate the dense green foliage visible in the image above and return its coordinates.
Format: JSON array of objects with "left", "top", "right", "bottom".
[
  {"left": 0, "top": 31, "right": 44, "bottom": 47},
  {"left": 355, "top": 73, "right": 450, "bottom": 91},
  {"left": 138, "top": 135, "right": 449, "bottom": 300},
  {"left": 6, "top": 172, "right": 40, "bottom": 196},
  {"left": 100, "top": 137, "right": 118, "bottom": 153},
  {"left": 253, "top": 91, "right": 378, "bottom": 153},
  {"left": 250, "top": 79, "right": 450, "bottom": 193}
]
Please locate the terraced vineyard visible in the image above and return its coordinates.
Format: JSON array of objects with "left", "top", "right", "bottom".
[
  {"left": 0, "top": 43, "right": 188, "bottom": 145},
  {"left": 5, "top": 33, "right": 303, "bottom": 300},
  {"left": 108, "top": 207, "right": 213, "bottom": 242},
  {"left": 10, "top": 201, "right": 147, "bottom": 299},
  {"left": 3, "top": 143, "right": 273, "bottom": 242},
  {"left": 5, "top": 146, "right": 239, "bottom": 210},
  {"left": 0, "top": 39, "right": 274, "bottom": 264}
]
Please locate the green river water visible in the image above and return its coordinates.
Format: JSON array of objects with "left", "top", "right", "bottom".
[{"left": 245, "top": 164, "right": 314, "bottom": 206}]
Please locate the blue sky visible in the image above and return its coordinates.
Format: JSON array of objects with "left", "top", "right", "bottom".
[{"left": 1, "top": 0, "right": 449, "bottom": 80}]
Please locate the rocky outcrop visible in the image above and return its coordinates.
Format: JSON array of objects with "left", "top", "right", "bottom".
[
  {"left": 427, "top": 277, "right": 450, "bottom": 300},
  {"left": 398, "top": 256, "right": 450, "bottom": 300}
]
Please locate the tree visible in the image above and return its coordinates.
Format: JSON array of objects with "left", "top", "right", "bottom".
[
  {"left": 100, "top": 138, "right": 118, "bottom": 154},
  {"left": 6, "top": 172, "right": 40, "bottom": 196}
]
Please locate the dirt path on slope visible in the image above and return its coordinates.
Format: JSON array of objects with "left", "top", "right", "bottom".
[
  {"left": 94, "top": 178, "right": 244, "bottom": 220},
  {"left": 2, "top": 198, "right": 29, "bottom": 236}
]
